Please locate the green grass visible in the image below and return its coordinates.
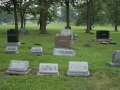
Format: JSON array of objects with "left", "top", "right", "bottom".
[{"left": 0, "top": 22, "right": 120, "bottom": 90}]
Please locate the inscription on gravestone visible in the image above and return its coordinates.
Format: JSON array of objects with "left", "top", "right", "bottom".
[
  {"left": 6, "top": 60, "right": 30, "bottom": 74},
  {"left": 5, "top": 46, "right": 18, "bottom": 54},
  {"left": 53, "top": 48, "right": 76, "bottom": 56},
  {"left": 30, "top": 47, "right": 43, "bottom": 55},
  {"left": 67, "top": 61, "right": 90, "bottom": 76},
  {"left": 37, "top": 63, "right": 59, "bottom": 75},
  {"left": 108, "top": 50, "right": 120, "bottom": 66}
]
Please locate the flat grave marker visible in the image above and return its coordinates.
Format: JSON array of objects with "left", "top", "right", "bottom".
[
  {"left": 37, "top": 63, "right": 59, "bottom": 76},
  {"left": 67, "top": 61, "right": 90, "bottom": 77},
  {"left": 6, "top": 60, "right": 30, "bottom": 75},
  {"left": 53, "top": 48, "right": 76, "bottom": 56},
  {"left": 30, "top": 47, "right": 43, "bottom": 55},
  {"left": 108, "top": 50, "right": 120, "bottom": 66},
  {"left": 5, "top": 46, "right": 19, "bottom": 54}
]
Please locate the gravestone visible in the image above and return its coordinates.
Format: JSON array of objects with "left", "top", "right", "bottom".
[
  {"left": 19, "top": 28, "right": 28, "bottom": 34},
  {"left": 96, "top": 30, "right": 109, "bottom": 39},
  {"left": 30, "top": 47, "right": 43, "bottom": 55},
  {"left": 55, "top": 35, "right": 71, "bottom": 49},
  {"left": 108, "top": 50, "right": 120, "bottom": 66},
  {"left": 6, "top": 60, "right": 30, "bottom": 75},
  {"left": 6, "top": 29, "right": 21, "bottom": 48},
  {"left": 5, "top": 46, "right": 19, "bottom": 54},
  {"left": 60, "top": 28, "right": 73, "bottom": 39},
  {"left": 53, "top": 48, "right": 76, "bottom": 56},
  {"left": 67, "top": 61, "right": 90, "bottom": 77},
  {"left": 37, "top": 63, "right": 59, "bottom": 75}
]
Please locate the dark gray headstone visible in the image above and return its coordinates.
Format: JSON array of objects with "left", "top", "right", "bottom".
[
  {"left": 55, "top": 36, "right": 71, "bottom": 49},
  {"left": 108, "top": 50, "right": 120, "bottom": 66},
  {"left": 53, "top": 48, "right": 76, "bottom": 56},
  {"left": 6, "top": 60, "right": 30, "bottom": 75},
  {"left": 67, "top": 61, "right": 90, "bottom": 77},
  {"left": 37, "top": 63, "right": 59, "bottom": 75},
  {"left": 30, "top": 47, "right": 43, "bottom": 55},
  {"left": 5, "top": 46, "right": 19, "bottom": 54},
  {"left": 7, "top": 29, "right": 18, "bottom": 42}
]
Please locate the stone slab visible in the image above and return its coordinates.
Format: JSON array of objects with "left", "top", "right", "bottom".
[
  {"left": 5, "top": 46, "right": 19, "bottom": 54},
  {"left": 30, "top": 47, "right": 43, "bottom": 55},
  {"left": 92, "top": 38, "right": 113, "bottom": 42},
  {"left": 6, "top": 60, "right": 30, "bottom": 75},
  {"left": 67, "top": 61, "right": 90, "bottom": 77},
  {"left": 108, "top": 50, "right": 120, "bottom": 66},
  {"left": 6, "top": 42, "right": 21, "bottom": 48},
  {"left": 53, "top": 48, "right": 76, "bottom": 56},
  {"left": 37, "top": 63, "right": 59, "bottom": 75}
]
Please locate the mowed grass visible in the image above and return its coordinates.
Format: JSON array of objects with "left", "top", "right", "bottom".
[{"left": 0, "top": 22, "right": 120, "bottom": 90}]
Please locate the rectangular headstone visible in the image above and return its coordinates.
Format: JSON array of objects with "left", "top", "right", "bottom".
[
  {"left": 7, "top": 29, "right": 18, "bottom": 42},
  {"left": 67, "top": 61, "right": 90, "bottom": 76},
  {"left": 30, "top": 47, "right": 43, "bottom": 55},
  {"left": 5, "top": 46, "right": 19, "bottom": 54},
  {"left": 6, "top": 60, "right": 30, "bottom": 74},
  {"left": 55, "top": 36, "right": 71, "bottom": 49},
  {"left": 96, "top": 30, "right": 109, "bottom": 39},
  {"left": 37, "top": 63, "right": 59, "bottom": 75},
  {"left": 53, "top": 48, "right": 76, "bottom": 56},
  {"left": 108, "top": 50, "right": 120, "bottom": 66}
]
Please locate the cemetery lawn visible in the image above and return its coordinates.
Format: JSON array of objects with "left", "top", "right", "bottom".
[{"left": 0, "top": 22, "right": 120, "bottom": 90}]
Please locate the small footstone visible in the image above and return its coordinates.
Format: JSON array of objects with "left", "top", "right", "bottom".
[
  {"left": 67, "top": 61, "right": 90, "bottom": 77},
  {"left": 37, "top": 63, "right": 59, "bottom": 76}
]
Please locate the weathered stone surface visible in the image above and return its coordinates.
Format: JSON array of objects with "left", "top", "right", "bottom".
[
  {"left": 37, "top": 63, "right": 59, "bottom": 75},
  {"left": 19, "top": 28, "right": 28, "bottom": 34},
  {"left": 6, "top": 42, "right": 21, "bottom": 48},
  {"left": 6, "top": 60, "right": 30, "bottom": 75},
  {"left": 5, "top": 46, "right": 19, "bottom": 54},
  {"left": 67, "top": 61, "right": 90, "bottom": 76},
  {"left": 53, "top": 48, "right": 76, "bottom": 56},
  {"left": 30, "top": 47, "right": 43, "bottom": 55},
  {"left": 108, "top": 50, "right": 120, "bottom": 66}
]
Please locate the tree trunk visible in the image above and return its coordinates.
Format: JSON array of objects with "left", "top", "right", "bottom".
[
  {"left": 40, "top": 0, "right": 47, "bottom": 34},
  {"left": 86, "top": 0, "right": 92, "bottom": 33},
  {"left": 21, "top": 13, "right": 24, "bottom": 28}
]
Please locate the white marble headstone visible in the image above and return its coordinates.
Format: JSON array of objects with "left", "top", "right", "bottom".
[
  {"left": 30, "top": 47, "right": 43, "bottom": 55},
  {"left": 37, "top": 63, "right": 59, "bottom": 75},
  {"left": 5, "top": 46, "right": 19, "bottom": 54},
  {"left": 53, "top": 48, "right": 76, "bottom": 56},
  {"left": 108, "top": 50, "right": 120, "bottom": 66},
  {"left": 6, "top": 60, "right": 30, "bottom": 74},
  {"left": 60, "top": 29, "right": 73, "bottom": 39},
  {"left": 67, "top": 61, "right": 90, "bottom": 76}
]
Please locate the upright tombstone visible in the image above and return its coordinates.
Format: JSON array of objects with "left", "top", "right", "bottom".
[
  {"left": 19, "top": 28, "right": 28, "bottom": 35},
  {"left": 6, "top": 29, "right": 21, "bottom": 48},
  {"left": 92, "top": 30, "right": 113, "bottom": 42},
  {"left": 37, "top": 63, "right": 59, "bottom": 76},
  {"left": 6, "top": 60, "right": 30, "bottom": 75},
  {"left": 30, "top": 47, "right": 43, "bottom": 55},
  {"left": 67, "top": 61, "right": 90, "bottom": 77},
  {"left": 5, "top": 46, "right": 19, "bottom": 54},
  {"left": 108, "top": 50, "right": 120, "bottom": 66},
  {"left": 55, "top": 35, "right": 71, "bottom": 49}
]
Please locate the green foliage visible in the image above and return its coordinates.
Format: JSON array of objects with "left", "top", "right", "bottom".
[{"left": 0, "top": 23, "right": 120, "bottom": 90}]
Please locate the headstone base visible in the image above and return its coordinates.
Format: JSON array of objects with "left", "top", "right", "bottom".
[
  {"left": 30, "top": 52, "right": 43, "bottom": 56},
  {"left": 6, "top": 42, "right": 21, "bottom": 48},
  {"left": 5, "top": 51, "right": 19, "bottom": 54},
  {"left": 108, "top": 62, "right": 120, "bottom": 67},
  {"left": 6, "top": 69, "right": 30, "bottom": 75},
  {"left": 92, "top": 38, "right": 113, "bottom": 42}
]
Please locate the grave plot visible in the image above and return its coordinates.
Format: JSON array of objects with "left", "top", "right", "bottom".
[
  {"left": 30, "top": 47, "right": 43, "bottom": 55},
  {"left": 67, "top": 61, "right": 90, "bottom": 77},
  {"left": 5, "top": 46, "right": 19, "bottom": 54},
  {"left": 108, "top": 50, "right": 120, "bottom": 67},
  {"left": 6, "top": 60, "right": 30, "bottom": 75},
  {"left": 53, "top": 48, "right": 76, "bottom": 56},
  {"left": 37, "top": 63, "right": 59, "bottom": 76}
]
